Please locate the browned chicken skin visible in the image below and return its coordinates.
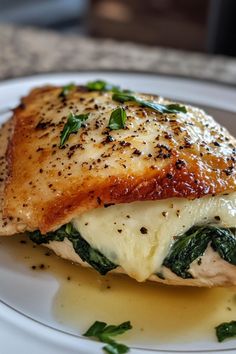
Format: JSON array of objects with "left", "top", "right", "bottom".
[{"left": 3, "top": 86, "right": 236, "bottom": 233}]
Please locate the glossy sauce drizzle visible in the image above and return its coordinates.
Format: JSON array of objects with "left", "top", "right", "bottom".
[{"left": 1, "top": 234, "right": 236, "bottom": 346}]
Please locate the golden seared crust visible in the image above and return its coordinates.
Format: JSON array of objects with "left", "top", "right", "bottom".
[
  {"left": 0, "top": 120, "right": 13, "bottom": 234},
  {"left": 0, "top": 120, "right": 26, "bottom": 235},
  {"left": 4, "top": 86, "right": 236, "bottom": 233}
]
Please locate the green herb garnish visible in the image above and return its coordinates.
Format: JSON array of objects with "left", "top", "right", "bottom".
[
  {"left": 163, "top": 225, "right": 236, "bottom": 279},
  {"left": 108, "top": 107, "right": 127, "bottom": 130},
  {"left": 28, "top": 223, "right": 117, "bottom": 275},
  {"left": 59, "top": 83, "right": 76, "bottom": 98},
  {"left": 215, "top": 321, "right": 236, "bottom": 342},
  {"left": 59, "top": 112, "right": 89, "bottom": 148},
  {"left": 84, "top": 320, "right": 132, "bottom": 354},
  {"left": 112, "top": 92, "right": 187, "bottom": 114},
  {"left": 86, "top": 80, "right": 120, "bottom": 93}
]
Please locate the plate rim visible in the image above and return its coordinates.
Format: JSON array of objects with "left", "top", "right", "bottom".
[
  {"left": 0, "top": 71, "right": 235, "bottom": 354},
  {"left": 0, "top": 71, "right": 235, "bottom": 114},
  {"left": 0, "top": 69, "right": 235, "bottom": 89}
]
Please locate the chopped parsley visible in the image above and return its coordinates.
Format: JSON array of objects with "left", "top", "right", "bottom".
[
  {"left": 84, "top": 320, "right": 132, "bottom": 354},
  {"left": 112, "top": 92, "right": 187, "bottom": 114},
  {"left": 86, "top": 80, "right": 120, "bottom": 93},
  {"left": 108, "top": 107, "right": 127, "bottom": 130},
  {"left": 59, "top": 83, "right": 76, "bottom": 98},
  {"left": 59, "top": 112, "right": 89, "bottom": 148}
]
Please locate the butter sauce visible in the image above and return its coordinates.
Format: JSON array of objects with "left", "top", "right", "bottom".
[{"left": 1, "top": 234, "right": 236, "bottom": 346}]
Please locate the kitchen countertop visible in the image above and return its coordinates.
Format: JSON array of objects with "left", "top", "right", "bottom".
[{"left": 0, "top": 24, "right": 236, "bottom": 85}]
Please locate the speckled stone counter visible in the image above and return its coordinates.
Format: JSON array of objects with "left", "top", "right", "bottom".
[{"left": 0, "top": 24, "right": 236, "bottom": 85}]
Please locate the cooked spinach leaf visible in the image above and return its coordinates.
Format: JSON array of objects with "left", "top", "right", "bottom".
[
  {"left": 215, "top": 321, "right": 236, "bottom": 342},
  {"left": 163, "top": 225, "right": 212, "bottom": 278},
  {"left": 28, "top": 228, "right": 65, "bottom": 244},
  {"left": 28, "top": 223, "right": 117, "bottom": 275},
  {"left": 68, "top": 227, "right": 118, "bottom": 275},
  {"left": 211, "top": 227, "right": 236, "bottom": 264},
  {"left": 112, "top": 92, "right": 187, "bottom": 114},
  {"left": 163, "top": 225, "right": 236, "bottom": 279},
  {"left": 84, "top": 320, "right": 132, "bottom": 354}
]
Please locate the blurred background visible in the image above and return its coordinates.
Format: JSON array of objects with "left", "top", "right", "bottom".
[{"left": 0, "top": 0, "right": 235, "bottom": 56}]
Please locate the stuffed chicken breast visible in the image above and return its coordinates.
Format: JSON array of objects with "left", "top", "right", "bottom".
[{"left": 1, "top": 81, "right": 235, "bottom": 286}]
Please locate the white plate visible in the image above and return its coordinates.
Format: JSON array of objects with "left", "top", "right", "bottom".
[{"left": 0, "top": 72, "right": 235, "bottom": 354}]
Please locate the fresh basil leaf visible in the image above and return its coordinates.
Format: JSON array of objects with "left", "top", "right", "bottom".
[
  {"left": 112, "top": 93, "right": 136, "bottom": 103},
  {"left": 103, "top": 342, "right": 129, "bottom": 354},
  {"left": 112, "top": 93, "right": 187, "bottom": 114},
  {"left": 84, "top": 321, "right": 132, "bottom": 354},
  {"left": 165, "top": 104, "right": 187, "bottom": 113},
  {"left": 135, "top": 99, "right": 185, "bottom": 114},
  {"left": 215, "top": 321, "right": 236, "bottom": 342},
  {"left": 84, "top": 320, "right": 131, "bottom": 340},
  {"left": 28, "top": 223, "right": 117, "bottom": 276},
  {"left": 86, "top": 80, "right": 120, "bottom": 93},
  {"left": 59, "top": 83, "right": 76, "bottom": 98},
  {"left": 100, "top": 322, "right": 132, "bottom": 337},
  {"left": 83, "top": 321, "right": 107, "bottom": 337},
  {"left": 163, "top": 225, "right": 236, "bottom": 279},
  {"left": 59, "top": 112, "right": 89, "bottom": 148},
  {"left": 108, "top": 107, "right": 127, "bottom": 130}
]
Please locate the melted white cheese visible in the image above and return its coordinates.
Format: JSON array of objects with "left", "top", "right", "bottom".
[{"left": 71, "top": 193, "right": 236, "bottom": 282}]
